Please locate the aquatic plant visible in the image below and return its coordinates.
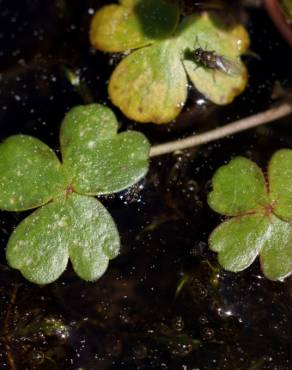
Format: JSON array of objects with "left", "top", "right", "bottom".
[
  {"left": 90, "top": 0, "right": 249, "bottom": 123},
  {"left": 0, "top": 104, "right": 150, "bottom": 284},
  {"left": 208, "top": 149, "right": 292, "bottom": 281}
]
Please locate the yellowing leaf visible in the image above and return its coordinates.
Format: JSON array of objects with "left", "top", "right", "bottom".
[
  {"left": 90, "top": 4, "right": 250, "bottom": 123},
  {"left": 90, "top": 0, "right": 179, "bottom": 52},
  {"left": 180, "top": 13, "right": 249, "bottom": 105},
  {"left": 109, "top": 41, "right": 187, "bottom": 123}
]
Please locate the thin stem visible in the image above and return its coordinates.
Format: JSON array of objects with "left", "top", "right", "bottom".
[{"left": 150, "top": 103, "right": 292, "bottom": 157}]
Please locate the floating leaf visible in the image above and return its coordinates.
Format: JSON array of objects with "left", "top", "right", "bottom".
[
  {"left": 208, "top": 150, "right": 292, "bottom": 281},
  {"left": 260, "top": 215, "right": 292, "bottom": 281},
  {"left": 91, "top": 5, "right": 249, "bottom": 123},
  {"left": 109, "top": 41, "right": 187, "bottom": 123},
  {"left": 268, "top": 149, "right": 292, "bottom": 222},
  {"left": 209, "top": 214, "right": 270, "bottom": 272},
  {"left": 2, "top": 104, "right": 150, "bottom": 284},
  {"left": 67, "top": 195, "right": 119, "bottom": 280},
  {"left": 6, "top": 194, "right": 119, "bottom": 284},
  {"left": 208, "top": 157, "right": 269, "bottom": 216},
  {"left": 60, "top": 104, "right": 150, "bottom": 194},
  {"left": 6, "top": 198, "right": 70, "bottom": 284},
  {"left": 90, "top": 0, "right": 180, "bottom": 52},
  {"left": 0, "top": 135, "right": 66, "bottom": 211}
]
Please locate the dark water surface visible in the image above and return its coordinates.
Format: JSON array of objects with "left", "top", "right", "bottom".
[{"left": 0, "top": 1, "right": 292, "bottom": 369}]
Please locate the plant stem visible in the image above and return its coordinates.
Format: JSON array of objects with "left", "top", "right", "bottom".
[{"left": 149, "top": 103, "right": 292, "bottom": 157}]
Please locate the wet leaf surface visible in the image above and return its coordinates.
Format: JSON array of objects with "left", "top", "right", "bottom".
[
  {"left": 268, "top": 148, "right": 292, "bottom": 222},
  {"left": 7, "top": 193, "right": 119, "bottom": 284},
  {"left": 6, "top": 198, "right": 70, "bottom": 284},
  {"left": 91, "top": 7, "right": 249, "bottom": 123},
  {"left": 208, "top": 157, "right": 269, "bottom": 216},
  {"left": 260, "top": 214, "right": 292, "bottom": 280},
  {"left": 0, "top": 1, "right": 292, "bottom": 369},
  {"left": 0, "top": 135, "right": 66, "bottom": 211},
  {"left": 179, "top": 13, "right": 249, "bottom": 105},
  {"left": 61, "top": 104, "right": 150, "bottom": 194},
  {"left": 208, "top": 149, "right": 292, "bottom": 281},
  {"left": 1, "top": 104, "right": 149, "bottom": 284},
  {"left": 209, "top": 213, "right": 270, "bottom": 272},
  {"left": 108, "top": 40, "right": 187, "bottom": 123}
]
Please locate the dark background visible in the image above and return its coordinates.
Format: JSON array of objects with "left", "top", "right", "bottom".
[{"left": 0, "top": 1, "right": 291, "bottom": 369}]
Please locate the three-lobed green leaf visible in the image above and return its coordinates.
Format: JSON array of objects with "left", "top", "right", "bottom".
[
  {"left": 1, "top": 104, "right": 150, "bottom": 284},
  {"left": 208, "top": 150, "right": 292, "bottom": 281},
  {"left": 90, "top": 2, "right": 249, "bottom": 123}
]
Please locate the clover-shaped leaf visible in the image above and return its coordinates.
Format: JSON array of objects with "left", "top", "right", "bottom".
[
  {"left": 90, "top": 4, "right": 249, "bottom": 123},
  {"left": 208, "top": 150, "right": 292, "bottom": 281},
  {"left": 1, "top": 104, "right": 150, "bottom": 284}
]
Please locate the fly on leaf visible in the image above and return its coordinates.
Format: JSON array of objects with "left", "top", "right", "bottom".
[{"left": 191, "top": 47, "right": 243, "bottom": 76}]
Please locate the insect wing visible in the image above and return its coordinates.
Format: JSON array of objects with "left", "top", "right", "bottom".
[
  {"left": 215, "top": 56, "right": 243, "bottom": 76},
  {"left": 192, "top": 1, "right": 225, "bottom": 11}
]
